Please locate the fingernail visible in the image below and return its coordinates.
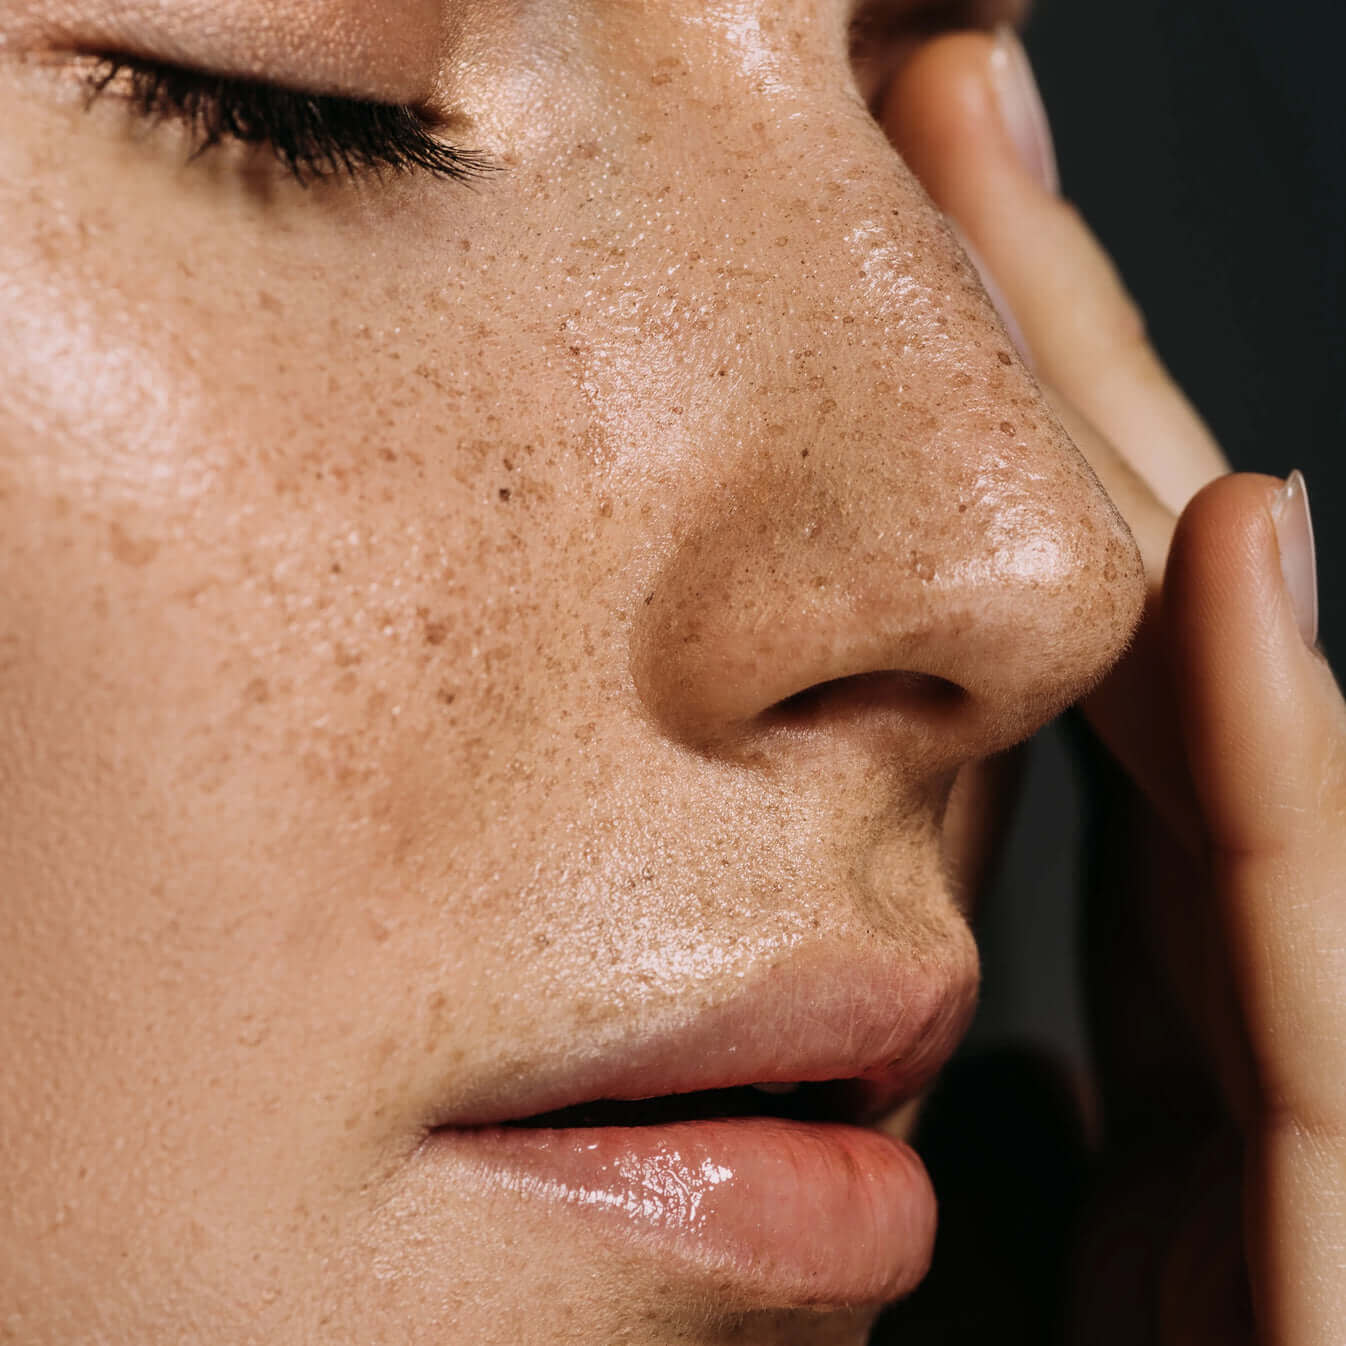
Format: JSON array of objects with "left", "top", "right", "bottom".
[
  {"left": 947, "top": 216, "right": 1034, "bottom": 368},
  {"left": 1270, "top": 469, "right": 1319, "bottom": 647},
  {"left": 989, "top": 24, "right": 1061, "bottom": 195}
]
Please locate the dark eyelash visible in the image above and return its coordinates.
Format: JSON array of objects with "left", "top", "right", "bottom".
[{"left": 80, "top": 55, "right": 500, "bottom": 188}]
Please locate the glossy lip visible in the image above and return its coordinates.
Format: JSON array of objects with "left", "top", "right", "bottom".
[
  {"left": 427, "top": 1117, "right": 940, "bottom": 1306},
  {"left": 417, "top": 940, "right": 978, "bottom": 1307}
]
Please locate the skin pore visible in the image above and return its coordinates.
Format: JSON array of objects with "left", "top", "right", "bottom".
[{"left": 0, "top": 2, "right": 1143, "bottom": 1342}]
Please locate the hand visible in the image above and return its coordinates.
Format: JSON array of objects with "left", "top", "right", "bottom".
[{"left": 877, "top": 27, "right": 1346, "bottom": 1344}]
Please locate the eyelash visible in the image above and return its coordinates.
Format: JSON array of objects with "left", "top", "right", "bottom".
[{"left": 79, "top": 55, "right": 500, "bottom": 188}]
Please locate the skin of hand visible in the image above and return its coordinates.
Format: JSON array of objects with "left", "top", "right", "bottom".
[{"left": 881, "top": 28, "right": 1346, "bottom": 1345}]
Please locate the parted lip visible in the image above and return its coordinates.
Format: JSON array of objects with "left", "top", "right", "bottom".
[{"left": 428, "top": 938, "right": 980, "bottom": 1131}]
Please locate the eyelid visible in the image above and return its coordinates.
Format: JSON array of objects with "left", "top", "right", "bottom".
[{"left": 12, "top": 1, "right": 447, "bottom": 108}]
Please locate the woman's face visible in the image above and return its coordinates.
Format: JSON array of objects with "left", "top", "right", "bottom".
[{"left": 0, "top": 1, "right": 1141, "bottom": 1341}]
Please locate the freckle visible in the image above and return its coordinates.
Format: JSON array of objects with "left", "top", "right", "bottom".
[
  {"left": 998, "top": 350, "right": 1013, "bottom": 365},
  {"left": 498, "top": 487, "right": 512, "bottom": 502},
  {"left": 958, "top": 502, "right": 968, "bottom": 513},
  {"left": 334, "top": 644, "right": 361, "bottom": 668},
  {"left": 109, "top": 522, "right": 160, "bottom": 567},
  {"left": 1103, "top": 560, "right": 1118, "bottom": 582},
  {"left": 999, "top": 421, "right": 1015, "bottom": 436},
  {"left": 335, "top": 671, "right": 358, "bottom": 695},
  {"left": 243, "top": 678, "right": 270, "bottom": 705},
  {"left": 258, "top": 290, "right": 283, "bottom": 314},
  {"left": 436, "top": 684, "right": 457, "bottom": 707},
  {"left": 800, "top": 448, "right": 809, "bottom": 459},
  {"left": 423, "top": 617, "right": 449, "bottom": 646},
  {"left": 330, "top": 562, "right": 342, "bottom": 574}
]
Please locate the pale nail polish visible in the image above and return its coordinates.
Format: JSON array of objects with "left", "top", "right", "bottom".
[
  {"left": 989, "top": 25, "right": 1061, "bottom": 196},
  {"left": 1270, "top": 469, "right": 1319, "bottom": 647}
]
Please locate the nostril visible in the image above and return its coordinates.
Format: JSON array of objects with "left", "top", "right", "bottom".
[{"left": 764, "top": 669, "right": 965, "bottom": 730}]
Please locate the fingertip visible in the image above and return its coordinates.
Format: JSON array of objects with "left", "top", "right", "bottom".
[
  {"left": 1166, "top": 474, "right": 1284, "bottom": 630},
  {"left": 1164, "top": 473, "right": 1336, "bottom": 854},
  {"left": 1166, "top": 472, "right": 1307, "bottom": 667}
]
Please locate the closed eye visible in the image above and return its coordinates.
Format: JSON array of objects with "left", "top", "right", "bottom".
[{"left": 78, "top": 53, "right": 501, "bottom": 188}]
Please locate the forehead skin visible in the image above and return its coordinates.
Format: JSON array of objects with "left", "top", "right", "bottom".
[{"left": 0, "top": 2, "right": 1139, "bottom": 1343}]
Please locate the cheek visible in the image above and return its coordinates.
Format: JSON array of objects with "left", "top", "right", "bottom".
[
  {"left": 0, "top": 102, "right": 1006, "bottom": 1116},
  {"left": 1, "top": 56, "right": 1050, "bottom": 1330},
  {"left": 0, "top": 268, "right": 641, "bottom": 1323}
]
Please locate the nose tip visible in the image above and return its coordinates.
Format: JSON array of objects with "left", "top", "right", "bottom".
[{"left": 632, "top": 417, "right": 1145, "bottom": 775}]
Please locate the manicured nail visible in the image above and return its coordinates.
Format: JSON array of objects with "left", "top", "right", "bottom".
[
  {"left": 1270, "top": 469, "right": 1319, "bottom": 647},
  {"left": 989, "top": 24, "right": 1061, "bottom": 195},
  {"left": 947, "top": 216, "right": 1034, "bottom": 368}
]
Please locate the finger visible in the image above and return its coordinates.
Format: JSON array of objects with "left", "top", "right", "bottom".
[
  {"left": 1166, "top": 471, "right": 1346, "bottom": 1343},
  {"left": 881, "top": 28, "right": 1229, "bottom": 516}
]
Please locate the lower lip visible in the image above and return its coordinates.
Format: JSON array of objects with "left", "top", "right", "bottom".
[{"left": 422, "top": 1117, "right": 936, "bottom": 1307}]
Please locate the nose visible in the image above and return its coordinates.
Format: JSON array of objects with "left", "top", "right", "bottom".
[{"left": 630, "top": 198, "right": 1145, "bottom": 781}]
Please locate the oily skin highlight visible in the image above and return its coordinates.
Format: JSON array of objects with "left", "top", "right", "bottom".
[{"left": 0, "top": 1, "right": 1142, "bottom": 1341}]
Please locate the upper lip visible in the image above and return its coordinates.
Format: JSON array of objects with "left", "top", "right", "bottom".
[{"left": 429, "top": 938, "right": 979, "bottom": 1130}]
